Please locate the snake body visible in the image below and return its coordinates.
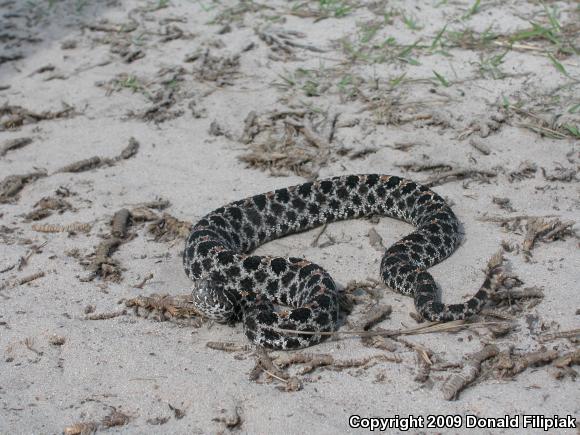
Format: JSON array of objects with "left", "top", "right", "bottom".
[{"left": 184, "top": 174, "right": 499, "bottom": 349}]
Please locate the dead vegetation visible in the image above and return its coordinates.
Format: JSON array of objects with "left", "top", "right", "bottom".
[
  {"left": 56, "top": 137, "right": 140, "bottom": 173},
  {"left": 257, "top": 27, "right": 325, "bottom": 60},
  {"left": 0, "top": 171, "right": 47, "bottom": 203},
  {"left": 31, "top": 222, "right": 91, "bottom": 234},
  {"left": 395, "top": 160, "right": 497, "bottom": 186},
  {"left": 125, "top": 293, "right": 203, "bottom": 325},
  {"left": 480, "top": 215, "right": 576, "bottom": 260},
  {"left": 24, "top": 195, "right": 74, "bottom": 221},
  {"left": 0, "top": 103, "right": 76, "bottom": 131},
  {"left": 0, "top": 137, "right": 33, "bottom": 157},
  {"left": 191, "top": 49, "right": 240, "bottom": 86},
  {"left": 82, "top": 238, "right": 123, "bottom": 282},
  {"left": 147, "top": 213, "right": 192, "bottom": 242},
  {"left": 238, "top": 109, "right": 341, "bottom": 178},
  {"left": 64, "top": 408, "right": 131, "bottom": 435}
]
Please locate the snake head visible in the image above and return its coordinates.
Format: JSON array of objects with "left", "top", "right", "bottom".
[{"left": 191, "top": 278, "right": 239, "bottom": 322}]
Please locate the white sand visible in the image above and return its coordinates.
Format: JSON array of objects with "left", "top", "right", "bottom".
[{"left": 1, "top": 0, "right": 578, "bottom": 433}]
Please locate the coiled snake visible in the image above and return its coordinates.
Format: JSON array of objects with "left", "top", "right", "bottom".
[{"left": 184, "top": 174, "right": 500, "bottom": 349}]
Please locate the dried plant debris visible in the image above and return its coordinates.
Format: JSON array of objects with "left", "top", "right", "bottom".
[
  {"left": 85, "top": 309, "right": 126, "bottom": 320},
  {"left": 505, "top": 104, "right": 580, "bottom": 140},
  {"left": 168, "top": 403, "right": 186, "bottom": 420},
  {"left": 57, "top": 156, "right": 106, "bottom": 173},
  {"left": 212, "top": 405, "right": 242, "bottom": 430},
  {"left": 125, "top": 293, "right": 203, "bottom": 325},
  {"left": 257, "top": 27, "right": 325, "bottom": 59},
  {"left": 492, "top": 197, "right": 515, "bottom": 212},
  {"left": 459, "top": 112, "right": 506, "bottom": 139},
  {"left": 441, "top": 344, "right": 499, "bottom": 400},
  {"left": 541, "top": 166, "right": 578, "bottom": 182},
  {"left": 494, "top": 347, "right": 559, "bottom": 378},
  {"left": 132, "top": 273, "right": 154, "bottom": 289},
  {"left": 273, "top": 352, "right": 400, "bottom": 376},
  {"left": 362, "top": 333, "right": 399, "bottom": 352},
  {"left": 139, "top": 198, "right": 170, "bottom": 210},
  {"left": 0, "top": 137, "right": 33, "bottom": 157},
  {"left": 63, "top": 422, "right": 98, "bottom": 435},
  {"left": 206, "top": 341, "right": 253, "bottom": 352},
  {"left": 85, "top": 19, "right": 138, "bottom": 34},
  {"left": 395, "top": 162, "right": 454, "bottom": 173},
  {"left": 344, "top": 146, "right": 379, "bottom": 160},
  {"left": 249, "top": 345, "right": 400, "bottom": 391},
  {"left": 49, "top": 335, "right": 66, "bottom": 346},
  {"left": 101, "top": 409, "right": 131, "bottom": 428},
  {"left": 538, "top": 328, "right": 580, "bottom": 343},
  {"left": 32, "top": 222, "right": 91, "bottom": 233},
  {"left": 0, "top": 103, "right": 75, "bottom": 130},
  {"left": 487, "top": 281, "right": 544, "bottom": 314},
  {"left": 480, "top": 215, "right": 575, "bottom": 255},
  {"left": 250, "top": 347, "right": 290, "bottom": 383},
  {"left": 158, "top": 25, "right": 191, "bottom": 43},
  {"left": 140, "top": 91, "right": 184, "bottom": 123},
  {"left": 208, "top": 120, "right": 230, "bottom": 137},
  {"left": 147, "top": 213, "right": 192, "bottom": 242},
  {"left": 551, "top": 354, "right": 580, "bottom": 380},
  {"left": 508, "top": 161, "right": 537, "bottom": 182},
  {"left": 93, "top": 21, "right": 147, "bottom": 63},
  {"left": 414, "top": 350, "right": 432, "bottom": 384},
  {"left": 395, "top": 161, "right": 496, "bottom": 186},
  {"left": 119, "top": 65, "right": 188, "bottom": 122},
  {"left": 553, "top": 349, "right": 580, "bottom": 369},
  {"left": 522, "top": 217, "right": 575, "bottom": 257},
  {"left": 111, "top": 208, "right": 131, "bottom": 238},
  {"left": 56, "top": 137, "right": 139, "bottom": 173},
  {"left": 129, "top": 206, "right": 160, "bottom": 222},
  {"left": 188, "top": 96, "right": 207, "bottom": 118},
  {"left": 349, "top": 304, "right": 392, "bottom": 331},
  {"left": 469, "top": 138, "right": 491, "bottom": 155},
  {"left": 64, "top": 408, "right": 131, "bottom": 435},
  {"left": 491, "top": 286, "right": 544, "bottom": 303},
  {"left": 82, "top": 238, "right": 122, "bottom": 282},
  {"left": 117, "top": 137, "right": 140, "bottom": 160},
  {"left": 24, "top": 196, "right": 73, "bottom": 221},
  {"left": 0, "top": 53, "right": 24, "bottom": 66},
  {"left": 0, "top": 271, "right": 45, "bottom": 291},
  {"left": 424, "top": 169, "right": 497, "bottom": 187},
  {"left": 239, "top": 109, "right": 340, "bottom": 178},
  {"left": 13, "top": 241, "right": 47, "bottom": 272},
  {"left": 191, "top": 50, "right": 240, "bottom": 86},
  {"left": 0, "top": 171, "right": 47, "bottom": 203}
]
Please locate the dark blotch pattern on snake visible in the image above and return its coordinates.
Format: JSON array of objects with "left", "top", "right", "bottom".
[{"left": 184, "top": 174, "right": 501, "bottom": 350}]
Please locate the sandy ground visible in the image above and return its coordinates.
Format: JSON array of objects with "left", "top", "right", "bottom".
[{"left": 1, "top": 0, "right": 579, "bottom": 433}]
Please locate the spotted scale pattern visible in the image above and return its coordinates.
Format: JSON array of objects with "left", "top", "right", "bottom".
[{"left": 184, "top": 174, "right": 500, "bottom": 349}]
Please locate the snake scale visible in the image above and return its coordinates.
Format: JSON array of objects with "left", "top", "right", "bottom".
[{"left": 183, "top": 174, "right": 501, "bottom": 349}]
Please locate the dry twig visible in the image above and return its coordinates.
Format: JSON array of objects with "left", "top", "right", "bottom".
[{"left": 441, "top": 344, "right": 499, "bottom": 400}]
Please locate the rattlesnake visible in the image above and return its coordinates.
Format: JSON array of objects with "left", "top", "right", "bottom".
[{"left": 184, "top": 174, "right": 501, "bottom": 349}]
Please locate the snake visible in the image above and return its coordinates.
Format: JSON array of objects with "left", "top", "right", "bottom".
[{"left": 183, "top": 174, "right": 501, "bottom": 350}]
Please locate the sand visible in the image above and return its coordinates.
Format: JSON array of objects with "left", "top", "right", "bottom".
[{"left": 0, "top": 0, "right": 579, "bottom": 433}]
